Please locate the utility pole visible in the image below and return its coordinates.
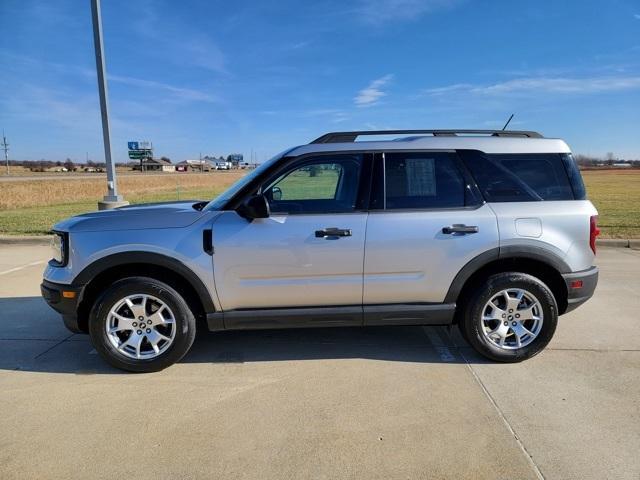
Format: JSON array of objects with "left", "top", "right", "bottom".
[
  {"left": 91, "top": 0, "right": 128, "bottom": 209},
  {"left": 1, "top": 131, "right": 8, "bottom": 175}
]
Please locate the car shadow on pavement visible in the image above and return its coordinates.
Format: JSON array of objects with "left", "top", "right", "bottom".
[
  {"left": 0, "top": 297, "right": 489, "bottom": 374},
  {"left": 187, "top": 326, "right": 480, "bottom": 365}
]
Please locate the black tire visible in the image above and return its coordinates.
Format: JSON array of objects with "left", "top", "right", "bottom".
[
  {"left": 89, "top": 277, "right": 196, "bottom": 372},
  {"left": 458, "top": 272, "right": 558, "bottom": 362}
]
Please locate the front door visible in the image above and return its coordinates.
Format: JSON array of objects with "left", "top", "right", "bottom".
[{"left": 212, "top": 153, "right": 369, "bottom": 323}]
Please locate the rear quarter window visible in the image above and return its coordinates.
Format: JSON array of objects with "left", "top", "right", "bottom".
[
  {"left": 458, "top": 150, "right": 578, "bottom": 202},
  {"left": 560, "top": 153, "right": 587, "bottom": 200}
]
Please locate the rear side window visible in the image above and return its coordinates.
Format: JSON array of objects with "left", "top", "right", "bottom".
[
  {"left": 458, "top": 151, "right": 576, "bottom": 202},
  {"left": 377, "top": 152, "right": 469, "bottom": 209}
]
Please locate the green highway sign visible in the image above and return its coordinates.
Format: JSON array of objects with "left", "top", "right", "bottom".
[{"left": 128, "top": 149, "right": 152, "bottom": 159}]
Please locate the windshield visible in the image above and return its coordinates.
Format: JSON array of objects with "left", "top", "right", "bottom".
[{"left": 204, "top": 151, "right": 286, "bottom": 210}]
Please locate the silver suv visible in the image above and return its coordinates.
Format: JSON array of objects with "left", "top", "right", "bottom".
[{"left": 41, "top": 130, "right": 599, "bottom": 372}]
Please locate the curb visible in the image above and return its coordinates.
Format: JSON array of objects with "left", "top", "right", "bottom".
[
  {"left": 597, "top": 239, "right": 640, "bottom": 249},
  {"left": 597, "top": 239, "right": 630, "bottom": 248},
  {"left": 0, "top": 235, "right": 52, "bottom": 246}
]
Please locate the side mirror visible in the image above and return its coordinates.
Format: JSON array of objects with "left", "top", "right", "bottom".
[{"left": 238, "top": 194, "right": 270, "bottom": 220}]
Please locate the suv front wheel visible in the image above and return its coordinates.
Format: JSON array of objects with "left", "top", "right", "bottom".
[
  {"left": 460, "top": 272, "right": 558, "bottom": 362},
  {"left": 89, "top": 277, "right": 197, "bottom": 372}
]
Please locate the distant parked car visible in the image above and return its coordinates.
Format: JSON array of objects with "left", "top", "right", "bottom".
[{"left": 215, "top": 162, "right": 230, "bottom": 170}]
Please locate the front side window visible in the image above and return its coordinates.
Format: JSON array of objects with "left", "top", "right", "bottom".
[
  {"left": 263, "top": 154, "right": 362, "bottom": 214},
  {"left": 459, "top": 150, "right": 576, "bottom": 202},
  {"left": 375, "top": 152, "right": 469, "bottom": 209},
  {"left": 205, "top": 151, "right": 285, "bottom": 210}
]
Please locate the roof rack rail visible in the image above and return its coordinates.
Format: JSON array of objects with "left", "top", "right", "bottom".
[{"left": 310, "top": 129, "right": 543, "bottom": 144}]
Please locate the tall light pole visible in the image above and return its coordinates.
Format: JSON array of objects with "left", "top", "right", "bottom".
[
  {"left": 1, "top": 130, "right": 8, "bottom": 175},
  {"left": 91, "top": 0, "right": 128, "bottom": 209}
]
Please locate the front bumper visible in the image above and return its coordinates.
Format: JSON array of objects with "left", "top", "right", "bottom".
[
  {"left": 41, "top": 280, "right": 85, "bottom": 333},
  {"left": 562, "top": 266, "right": 598, "bottom": 314}
]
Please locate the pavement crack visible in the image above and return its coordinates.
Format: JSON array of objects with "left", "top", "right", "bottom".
[
  {"left": 446, "top": 332, "right": 546, "bottom": 480},
  {"left": 34, "top": 333, "right": 75, "bottom": 359}
]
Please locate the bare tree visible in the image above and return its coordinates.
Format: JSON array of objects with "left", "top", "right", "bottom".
[
  {"left": 606, "top": 152, "right": 615, "bottom": 166},
  {"left": 64, "top": 158, "right": 75, "bottom": 171}
]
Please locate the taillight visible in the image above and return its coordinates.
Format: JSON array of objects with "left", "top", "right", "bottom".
[{"left": 590, "top": 215, "right": 600, "bottom": 254}]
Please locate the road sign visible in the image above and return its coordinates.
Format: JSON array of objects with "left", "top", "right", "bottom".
[
  {"left": 127, "top": 141, "right": 139, "bottom": 150},
  {"left": 128, "top": 149, "right": 152, "bottom": 159}
]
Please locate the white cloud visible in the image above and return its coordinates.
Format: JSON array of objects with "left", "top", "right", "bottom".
[
  {"left": 131, "top": 2, "right": 227, "bottom": 74},
  {"left": 175, "top": 36, "right": 226, "bottom": 74},
  {"left": 357, "top": 0, "right": 459, "bottom": 25},
  {"left": 424, "top": 75, "right": 640, "bottom": 96},
  {"left": 287, "top": 41, "right": 310, "bottom": 50},
  {"left": 0, "top": 84, "right": 100, "bottom": 131},
  {"left": 108, "top": 75, "right": 219, "bottom": 103},
  {"left": 305, "top": 108, "right": 344, "bottom": 116},
  {"left": 424, "top": 83, "right": 473, "bottom": 95},
  {"left": 354, "top": 74, "right": 393, "bottom": 106},
  {"left": 332, "top": 112, "right": 350, "bottom": 123}
]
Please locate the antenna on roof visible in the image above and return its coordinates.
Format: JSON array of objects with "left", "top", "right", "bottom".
[{"left": 502, "top": 113, "right": 514, "bottom": 130}]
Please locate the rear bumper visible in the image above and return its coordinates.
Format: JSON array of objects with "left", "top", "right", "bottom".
[
  {"left": 562, "top": 266, "right": 598, "bottom": 314},
  {"left": 41, "top": 280, "right": 85, "bottom": 333}
]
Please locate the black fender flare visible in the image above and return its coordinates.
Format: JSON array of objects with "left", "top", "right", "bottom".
[
  {"left": 444, "top": 245, "right": 570, "bottom": 304},
  {"left": 72, "top": 251, "right": 216, "bottom": 313}
]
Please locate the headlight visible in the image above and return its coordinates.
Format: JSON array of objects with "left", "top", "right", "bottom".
[{"left": 50, "top": 232, "right": 68, "bottom": 266}]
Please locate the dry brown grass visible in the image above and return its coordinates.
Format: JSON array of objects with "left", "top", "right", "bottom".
[
  {"left": 0, "top": 168, "right": 638, "bottom": 238},
  {"left": 0, "top": 172, "right": 244, "bottom": 210}
]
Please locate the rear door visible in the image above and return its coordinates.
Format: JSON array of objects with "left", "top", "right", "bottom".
[{"left": 363, "top": 151, "right": 499, "bottom": 317}]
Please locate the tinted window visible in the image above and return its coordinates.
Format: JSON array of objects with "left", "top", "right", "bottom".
[
  {"left": 264, "top": 155, "right": 362, "bottom": 214},
  {"left": 459, "top": 151, "right": 575, "bottom": 202},
  {"left": 382, "top": 152, "right": 467, "bottom": 209},
  {"left": 561, "top": 153, "right": 586, "bottom": 200}
]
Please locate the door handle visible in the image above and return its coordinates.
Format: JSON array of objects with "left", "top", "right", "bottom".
[
  {"left": 442, "top": 224, "right": 479, "bottom": 235},
  {"left": 315, "top": 227, "right": 352, "bottom": 238}
]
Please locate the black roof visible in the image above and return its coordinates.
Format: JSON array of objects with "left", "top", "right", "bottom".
[{"left": 311, "top": 129, "right": 543, "bottom": 144}]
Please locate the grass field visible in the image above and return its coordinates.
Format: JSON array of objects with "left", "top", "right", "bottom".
[
  {"left": 0, "top": 172, "right": 243, "bottom": 235},
  {"left": 0, "top": 169, "right": 638, "bottom": 238},
  {"left": 581, "top": 170, "right": 640, "bottom": 238}
]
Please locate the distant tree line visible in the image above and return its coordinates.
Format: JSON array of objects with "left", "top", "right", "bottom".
[
  {"left": 573, "top": 153, "right": 640, "bottom": 168},
  {"left": 5, "top": 158, "right": 112, "bottom": 172},
  {"left": 6, "top": 153, "right": 639, "bottom": 171}
]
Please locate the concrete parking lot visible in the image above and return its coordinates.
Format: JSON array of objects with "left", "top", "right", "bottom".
[{"left": 0, "top": 245, "right": 638, "bottom": 480}]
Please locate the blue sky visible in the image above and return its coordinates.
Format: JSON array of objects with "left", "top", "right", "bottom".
[{"left": 1, "top": 0, "right": 640, "bottom": 162}]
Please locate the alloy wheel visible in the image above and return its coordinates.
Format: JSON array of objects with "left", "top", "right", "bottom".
[
  {"left": 480, "top": 288, "right": 544, "bottom": 350},
  {"left": 105, "top": 294, "right": 176, "bottom": 359}
]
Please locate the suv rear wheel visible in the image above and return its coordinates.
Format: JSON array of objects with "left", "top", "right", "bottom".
[
  {"left": 459, "top": 272, "right": 558, "bottom": 362},
  {"left": 89, "top": 277, "right": 196, "bottom": 372}
]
